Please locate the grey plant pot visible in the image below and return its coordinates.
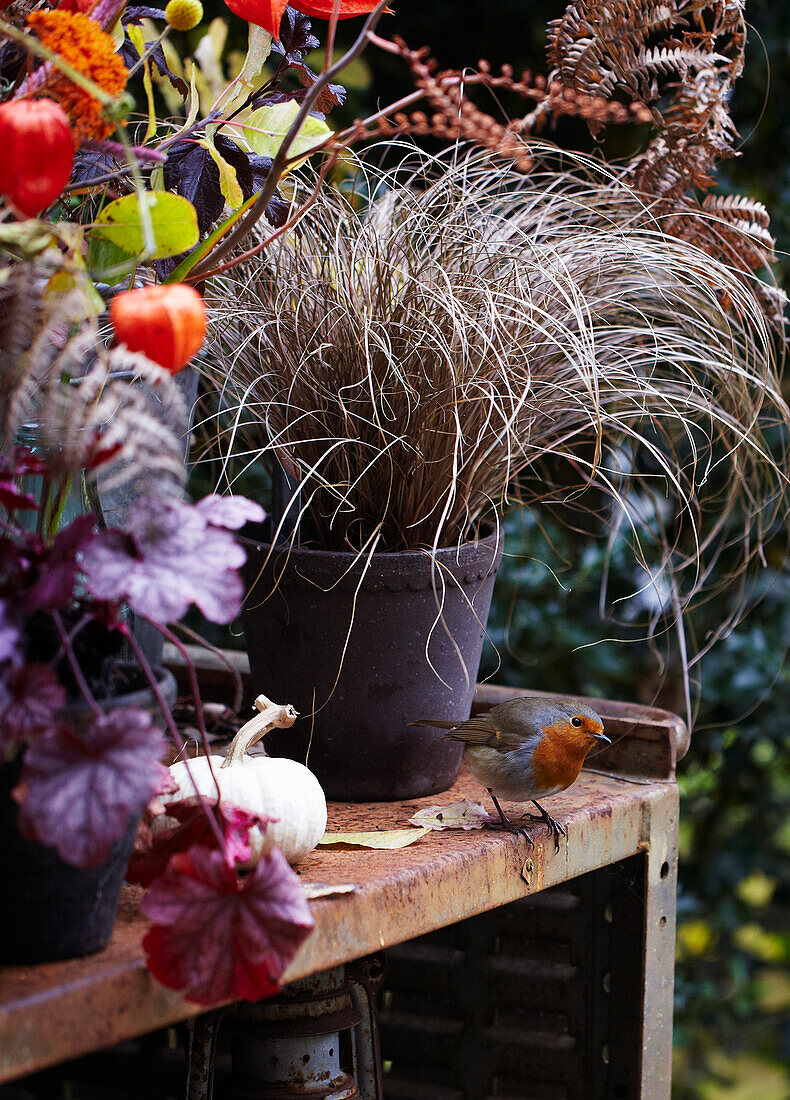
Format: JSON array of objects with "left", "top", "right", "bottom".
[{"left": 241, "top": 530, "right": 503, "bottom": 801}]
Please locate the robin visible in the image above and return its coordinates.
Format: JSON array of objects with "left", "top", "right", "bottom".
[{"left": 411, "top": 697, "right": 609, "bottom": 849}]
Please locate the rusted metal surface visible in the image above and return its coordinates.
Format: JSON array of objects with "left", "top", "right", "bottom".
[
  {"left": 0, "top": 766, "right": 677, "bottom": 1087},
  {"left": 0, "top": 661, "right": 680, "bottom": 1091}
]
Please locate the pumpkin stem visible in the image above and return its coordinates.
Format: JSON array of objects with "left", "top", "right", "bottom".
[{"left": 221, "top": 694, "right": 298, "bottom": 767}]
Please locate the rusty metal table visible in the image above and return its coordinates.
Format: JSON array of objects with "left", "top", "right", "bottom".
[{"left": 0, "top": 682, "right": 683, "bottom": 1099}]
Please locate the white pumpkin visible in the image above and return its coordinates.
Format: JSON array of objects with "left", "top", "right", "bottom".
[{"left": 160, "top": 695, "right": 327, "bottom": 866}]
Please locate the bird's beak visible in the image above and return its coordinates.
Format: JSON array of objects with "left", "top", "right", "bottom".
[{"left": 594, "top": 731, "right": 611, "bottom": 744}]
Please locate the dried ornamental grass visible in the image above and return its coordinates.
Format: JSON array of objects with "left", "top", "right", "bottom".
[{"left": 204, "top": 150, "right": 789, "bottom": 632}]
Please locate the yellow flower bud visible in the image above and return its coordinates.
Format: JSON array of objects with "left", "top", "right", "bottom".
[{"left": 165, "top": 0, "right": 203, "bottom": 31}]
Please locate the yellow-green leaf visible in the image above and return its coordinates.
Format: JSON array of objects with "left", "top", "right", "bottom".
[
  {"left": 45, "top": 271, "right": 104, "bottom": 320},
  {"left": 127, "top": 25, "right": 158, "bottom": 143},
  {"left": 204, "top": 135, "right": 243, "bottom": 209},
  {"left": 243, "top": 100, "right": 332, "bottom": 162},
  {"left": 86, "top": 235, "right": 138, "bottom": 285},
  {"left": 318, "top": 829, "right": 429, "bottom": 850},
  {"left": 219, "top": 23, "right": 272, "bottom": 116},
  {"left": 92, "top": 192, "right": 199, "bottom": 259}
]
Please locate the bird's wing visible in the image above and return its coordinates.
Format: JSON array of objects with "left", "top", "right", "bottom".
[{"left": 444, "top": 716, "right": 523, "bottom": 753}]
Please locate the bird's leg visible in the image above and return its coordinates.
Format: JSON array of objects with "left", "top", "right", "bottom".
[
  {"left": 487, "top": 790, "right": 534, "bottom": 849},
  {"left": 529, "top": 800, "right": 567, "bottom": 851}
]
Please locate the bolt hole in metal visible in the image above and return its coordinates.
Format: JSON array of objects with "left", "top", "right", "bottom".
[
  {"left": 660, "top": 915, "right": 667, "bottom": 927},
  {"left": 660, "top": 861, "right": 670, "bottom": 879}
]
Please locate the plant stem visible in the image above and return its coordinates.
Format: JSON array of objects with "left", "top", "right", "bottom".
[
  {"left": 146, "top": 618, "right": 215, "bottom": 761},
  {"left": 36, "top": 475, "right": 52, "bottom": 540},
  {"left": 121, "top": 623, "right": 227, "bottom": 852},
  {"left": 186, "top": 0, "right": 391, "bottom": 280},
  {"left": 126, "top": 27, "right": 171, "bottom": 81},
  {"left": 170, "top": 622, "right": 244, "bottom": 713},
  {"left": 46, "top": 474, "right": 74, "bottom": 540},
  {"left": 53, "top": 609, "right": 102, "bottom": 718}
]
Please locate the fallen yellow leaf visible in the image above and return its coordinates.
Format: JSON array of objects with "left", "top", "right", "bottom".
[{"left": 318, "top": 829, "right": 430, "bottom": 850}]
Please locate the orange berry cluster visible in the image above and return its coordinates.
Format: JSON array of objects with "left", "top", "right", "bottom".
[{"left": 27, "top": 11, "right": 128, "bottom": 143}]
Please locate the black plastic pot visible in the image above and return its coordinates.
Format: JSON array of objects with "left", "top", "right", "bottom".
[
  {"left": 242, "top": 530, "right": 503, "bottom": 800},
  {"left": 0, "top": 665, "right": 177, "bottom": 965}
]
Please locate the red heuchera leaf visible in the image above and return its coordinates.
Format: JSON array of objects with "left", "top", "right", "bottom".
[
  {"left": 128, "top": 796, "right": 273, "bottom": 887},
  {"left": 0, "top": 664, "right": 66, "bottom": 751},
  {"left": 0, "top": 481, "right": 38, "bottom": 511},
  {"left": 223, "top": 0, "right": 379, "bottom": 39},
  {"left": 16, "top": 707, "right": 168, "bottom": 867},
  {"left": 141, "top": 845, "right": 314, "bottom": 1005}
]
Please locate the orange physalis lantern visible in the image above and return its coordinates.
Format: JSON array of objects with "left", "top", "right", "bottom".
[
  {"left": 109, "top": 284, "right": 207, "bottom": 375},
  {"left": 0, "top": 99, "right": 73, "bottom": 217}
]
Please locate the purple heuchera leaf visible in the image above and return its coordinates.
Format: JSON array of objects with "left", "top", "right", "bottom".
[
  {"left": 195, "top": 495, "right": 265, "bottom": 531},
  {"left": 24, "top": 514, "right": 97, "bottom": 613},
  {"left": 16, "top": 707, "right": 168, "bottom": 868},
  {"left": 142, "top": 845, "right": 314, "bottom": 1005},
  {"left": 81, "top": 496, "right": 261, "bottom": 624},
  {"left": 0, "top": 599, "right": 21, "bottom": 665},
  {"left": 0, "top": 664, "right": 65, "bottom": 751}
]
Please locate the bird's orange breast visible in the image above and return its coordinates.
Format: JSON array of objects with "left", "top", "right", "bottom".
[{"left": 529, "top": 723, "right": 589, "bottom": 793}]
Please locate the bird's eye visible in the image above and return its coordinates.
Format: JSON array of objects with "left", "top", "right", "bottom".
[{"left": 571, "top": 716, "right": 582, "bottom": 727}]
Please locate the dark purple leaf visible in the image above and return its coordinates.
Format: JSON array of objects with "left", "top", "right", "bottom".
[
  {"left": 163, "top": 140, "right": 225, "bottom": 234},
  {"left": 71, "top": 150, "right": 121, "bottom": 187},
  {"left": 119, "top": 26, "right": 188, "bottom": 97},
  {"left": 245, "top": 154, "right": 291, "bottom": 227},
  {"left": 293, "top": 66, "right": 346, "bottom": 114},
  {"left": 267, "top": 9, "right": 344, "bottom": 114},
  {"left": 121, "top": 5, "right": 167, "bottom": 23},
  {"left": 24, "top": 514, "right": 96, "bottom": 613},
  {"left": 0, "top": 38, "right": 26, "bottom": 86},
  {"left": 16, "top": 707, "right": 168, "bottom": 868},
  {"left": 263, "top": 189, "right": 290, "bottom": 228},
  {"left": 141, "top": 846, "right": 314, "bottom": 1005},
  {"left": 195, "top": 495, "right": 266, "bottom": 530},
  {"left": 248, "top": 87, "right": 306, "bottom": 111},
  {"left": 0, "top": 664, "right": 65, "bottom": 750},
  {"left": 271, "top": 9, "right": 319, "bottom": 60},
  {"left": 81, "top": 497, "right": 248, "bottom": 624}
]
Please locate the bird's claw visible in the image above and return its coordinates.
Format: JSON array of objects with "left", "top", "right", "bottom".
[
  {"left": 487, "top": 819, "right": 535, "bottom": 848},
  {"left": 521, "top": 809, "right": 567, "bottom": 852}
]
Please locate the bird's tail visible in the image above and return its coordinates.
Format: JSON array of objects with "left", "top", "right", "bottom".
[{"left": 408, "top": 719, "right": 461, "bottom": 730}]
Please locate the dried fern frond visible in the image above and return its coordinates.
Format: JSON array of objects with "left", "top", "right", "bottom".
[
  {"left": 203, "top": 149, "right": 788, "bottom": 651},
  {"left": 33, "top": 347, "right": 188, "bottom": 506},
  {"left": 0, "top": 260, "right": 187, "bottom": 503},
  {"left": 544, "top": 0, "right": 774, "bottom": 275}
]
